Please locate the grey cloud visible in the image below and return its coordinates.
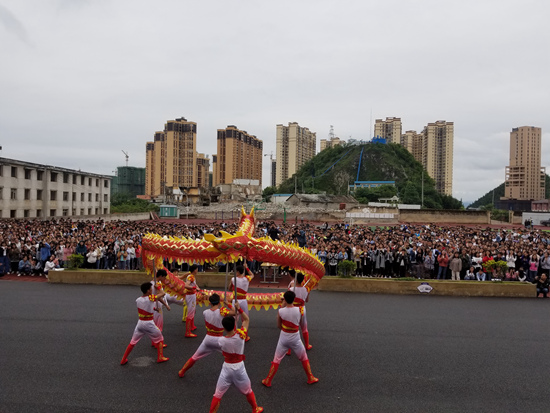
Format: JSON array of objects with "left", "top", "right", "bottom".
[{"left": 0, "top": 4, "right": 31, "bottom": 45}]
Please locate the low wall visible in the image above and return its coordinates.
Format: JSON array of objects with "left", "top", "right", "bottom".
[
  {"left": 86, "top": 212, "right": 152, "bottom": 222},
  {"left": 49, "top": 271, "right": 537, "bottom": 298},
  {"left": 317, "top": 277, "right": 535, "bottom": 297},
  {"left": 399, "top": 209, "right": 490, "bottom": 224},
  {"left": 48, "top": 270, "right": 228, "bottom": 287}
]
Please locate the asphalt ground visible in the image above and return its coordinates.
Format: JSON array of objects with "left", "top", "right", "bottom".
[{"left": 1, "top": 281, "right": 549, "bottom": 413}]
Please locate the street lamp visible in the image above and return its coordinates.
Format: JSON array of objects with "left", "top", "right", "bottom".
[{"left": 184, "top": 192, "right": 189, "bottom": 220}]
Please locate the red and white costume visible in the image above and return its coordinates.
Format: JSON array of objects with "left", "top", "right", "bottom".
[
  {"left": 129, "top": 294, "right": 164, "bottom": 346},
  {"left": 273, "top": 306, "right": 308, "bottom": 363},
  {"left": 292, "top": 284, "right": 309, "bottom": 333},
  {"left": 261, "top": 304, "right": 317, "bottom": 387},
  {"left": 209, "top": 328, "right": 262, "bottom": 412},
  {"left": 192, "top": 307, "right": 229, "bottom": 360},
  {"left": 213, "top": 329, "right": 252, "bottom": 398},
  {"left": 151, "top": 281, "right": 167, "bottom": 332},
  {"left": 231, "top": 274, "right": 251, "bottom": 316},
  {"left": 184, "top": 274, "right": 197, "bottom": 320}
]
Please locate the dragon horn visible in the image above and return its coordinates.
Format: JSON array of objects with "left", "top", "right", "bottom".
[
  {"left": 241, "top": 206, "right": 246, "bottom": 217},
  {"left": 250, "top": 206, "right": 255, "bottom": 217}
]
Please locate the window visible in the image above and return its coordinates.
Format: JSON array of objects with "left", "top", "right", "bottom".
[
  {"left": 37, "top": 189, "right": 42, "bottom": 199},
  {"left": 37, "top": 170, "right": 43, "bottom": 181},
  {"left": 63, "top": 191, "right": 69, "bottom": 201},
  {"left": 24, "top": 189, "right": 30, "bottom": 200},
  {"left": 24, "top": 210, "right": 30, "bottom": 218},
  {"left": 37, "top": 209, "right": 42, "bottom": 217},
  {"left": 80, "top": 208, "right": 84, "bottom": 215},
  {"left": 104, "top": 194, "right": 108, "bottom": 202},
  {"left": 88, "top": 193, "right": 92, "bottom": 202},
  {"left": 63, "top": 173, "right": 69, "bottom": 183},
  {"left": 10, "top": 210, "right": 16, "bottom": 218},
  {"left": 81, "top": 176, "right": 85, "bottom": 185},
  {"left": 62, "top": 209, "right": 68, "bottom": 217},
  {"left": 24, "top": 169, "right": 32, "bottom": 179},
  {"left": 50, "top": 190, "right": 57, "bottom": 201},
  {"left": 11, "top": 167, "right": 17, "bottom": 178},
  {"left": 81, "top": 193, "right": 84, "bottom": 202},
  {"left": 73, "top": 175, "right": 77, "bottom": 185},
  {"left": 103, "top": 208, "right": 108, "bottom": 214},
  {"left": 72, "top": 208, "right": 76, "bottom": 215},
  {"left": 95, "top": 193, "right": 99, "bottom": 202},
  {"left": 10, "top": 188, "right": 17, "bottom": 200},
  {"left": 72, "top": 192, "right": 76, "bottom": 201},
  {"left": 104, "top": 180, "right": 109, "bottom": 188},
  {"left": 50, "top": 172, "right": 58, "bottom": 182},
  {"left": 88, "top": 208, "right": 92, "bottom": 215},
  {"left": 89, "top": 178, "right": 92, "bottom": 186},
  {"left": 95, "top": 208, "right": 99, "bottom": 215},
  {"left": 96, "top": 179, "right": 99, "bottom": 187},
  {"left": 0, "top": 166, "right": 3, "bottom": 176},
  {"left": 50, "top": 209, "right": 56, "bottom": 217}
]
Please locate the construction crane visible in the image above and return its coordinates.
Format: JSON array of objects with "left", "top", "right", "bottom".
[{"left": 121, "top": 150, "right": 129, "bottom": 167}]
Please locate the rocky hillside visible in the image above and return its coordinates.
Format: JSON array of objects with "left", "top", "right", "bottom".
[{"left": 276, "top": 143, "right": 463, "bottom": 209}]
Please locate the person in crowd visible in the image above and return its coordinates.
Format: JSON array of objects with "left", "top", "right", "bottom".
[
  {"left": 535, "top": 273, "right": 549, "bottom": 298},
  {"left": 464, "top": 266, "right": 476, "bottom": 281},
  {"left": 44, "top": 254, "right": 59, "bottom": 278},
  {"left": 476, "top": 267, "right": 487, "bottom": 282},
  {"left": 437, "top": 250, "right": 449, "bottom": 280},
  {"left": 528, "top": 253, "right": 540, "bottom": 283},
  {"left": 449, "top": 252, "right": 462, "bottom": 281},
  {"left": 18, "top": 255, "right": 32, "bottom": 276},
  {"left": 117, "top": 245, "right": 128, "bottom": 270}
]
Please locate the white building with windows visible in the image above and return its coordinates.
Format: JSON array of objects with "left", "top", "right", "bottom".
[{"left": 0, "top": 158, "right": 112, "bottom": 219}]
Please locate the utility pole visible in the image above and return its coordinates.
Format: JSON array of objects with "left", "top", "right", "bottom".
[
  {"left": 421, "top": 170, "right": 424, "bottom": 208},
  {"left": 294, "top": 175, "right": 297, "bottom": 194}
]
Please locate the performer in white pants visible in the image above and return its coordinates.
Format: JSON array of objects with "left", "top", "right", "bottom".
[
  {"left": 120, "top": 282, "right": 169, "bottom": 365},
  {"left": 184, "top": 265, "right": 200, "bottom": 337},
  {"left": 178, "top": 293, "right": 236, "bottom": 378},
  {"left": 208, "top": 301, "right": 263, "bottom": 413},
  {"left": 230, "top": 263, "right": 255, "bottom": 341},
  {"left": 151, "top": 270, "right": 170, "bottom": 342},
  {"left": 291, "top": 272, "right": 312, "bottom": 350},
  {"left": 262, "top": 290, "right": 318, "bottom": 387}
]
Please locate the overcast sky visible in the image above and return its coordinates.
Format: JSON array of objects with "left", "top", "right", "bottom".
[{"left": 1, "top": 0, "right": 548, "bottom": 204}]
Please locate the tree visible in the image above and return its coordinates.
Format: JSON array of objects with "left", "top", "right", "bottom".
[
  {"left": 111, "top": 193, "right": 159, "bottom": 213},
  {"left": 400, "top": 182, "right": 421, "bottom": 205},
  {"left": 262, "top": 186, "right": 277, "bottom": 202}
]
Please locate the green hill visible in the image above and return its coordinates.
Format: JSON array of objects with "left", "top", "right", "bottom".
[
  {"left": 469, "top": 176, "right": 550, "bottom": 209},
  {"left": 276, "top": 142, "right": 463, "bottom": 209}
]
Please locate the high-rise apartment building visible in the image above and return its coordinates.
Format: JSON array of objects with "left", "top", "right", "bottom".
[
  {"left": 212, "top": 125, "right": 262, "bottom": 186},
  {"left": 112, "top": 166, "right": 146, "bottom": 198},
  {"left": 196, "top": 153, "right": 210, "bottom": 189},
  {"left": 503, "top": 126, "right": 545, "bottom": 200},
  {"left": 275, "top": 122, "right": 316, "bottom": 187},
  {"left": 401, "top": 130, "right": 423, "bottom": 164},
  {"left": 374, "top": 117, "right": 402, "bottom": 144},
  {"left": 319, "top": 137, "right": 343, "bottom": 152},
  {"left": 145, "top": 117, "right": 209, "bottom": 198},
  {"left": 421, "top": 121, "right": 454, "bottom": 196}
]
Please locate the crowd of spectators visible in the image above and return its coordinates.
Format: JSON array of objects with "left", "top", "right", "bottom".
[{"left": 1, "top": 218, "right": 550, "bottom": 297}]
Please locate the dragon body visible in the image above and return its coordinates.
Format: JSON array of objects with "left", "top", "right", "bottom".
[{"left": 142, "top": 208, "right": 325, "bottom": 310}]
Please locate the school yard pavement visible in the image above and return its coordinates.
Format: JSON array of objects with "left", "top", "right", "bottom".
[{"left": 1, "top": 281, "right": 549, "bottom": 413}]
